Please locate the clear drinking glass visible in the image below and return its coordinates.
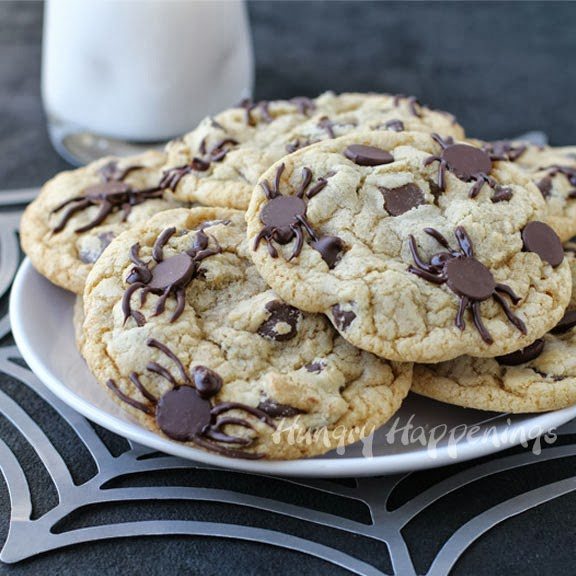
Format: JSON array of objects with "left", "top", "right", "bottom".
[{"left": 42, "top": 0, "right": 254, "bottom": 165}]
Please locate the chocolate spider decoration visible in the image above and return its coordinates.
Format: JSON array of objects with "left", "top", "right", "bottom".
[
  {"left": 482, "top": 140, "right": 528, "bottom": 163},
  {"left": 425, "top": 134, "right": 508, "bottom": 201},
  {"left": 98, "top": 159, "right": 142, "bottom": 182},
  {"left": 393, "top": 94, "right": 422, "bottom": 117},
  {"left": 51, "top": 181, "right": 163, "bottom": 234},
  {"left": 253, "top": 164, "right": 344, "bottom": 267},
  {"left": 407, "top": 226, "right": 526, "bottom": 344},
  {"left": 240, "top": 96, "right": 315, "bottom": 126},
  {"left": 159, "top": 137, "right": 239, "bottom": 191},
  {"left": 107, "top": 338, "right": 274, "bottom": 459},
  {"left": 536, "top": 165, "right": 576, "bottom": 200},
  {"left": 122, "top": 222, "right": 224, "bottom": 326}
]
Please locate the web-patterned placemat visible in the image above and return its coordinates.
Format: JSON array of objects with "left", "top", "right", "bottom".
[{"left": 1, "top": 188, "right": 576, "bottom": 575}]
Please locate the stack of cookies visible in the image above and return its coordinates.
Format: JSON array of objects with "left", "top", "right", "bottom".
[{"left": 20, "top": 92, "right": 576, "bottom": 460}]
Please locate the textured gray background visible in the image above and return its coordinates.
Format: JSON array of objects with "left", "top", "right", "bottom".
[{"left": 1, "top": 2, "right": 576, "bottom": 575}]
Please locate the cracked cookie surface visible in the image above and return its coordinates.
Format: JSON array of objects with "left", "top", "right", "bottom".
[
  {"left": 246, "top": 131, "right": 571, "bottom": 363},
  {"left": 412, "top": 253, "right": 576, "bottom": 413},
  {"left": 470, "top": 139, "right": 576, "bottom": 242},
  {"left": 82, "top": 207, "right": 411, "bottom": 460},
  {"left": 162, "top": 92, "right": 465, "bottom": 210},
  {"left": 21, "top": 151, "right": 183, "bottom": 294}
]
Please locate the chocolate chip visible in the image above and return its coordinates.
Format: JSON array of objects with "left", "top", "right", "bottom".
[
  {"left": 495, "top": 339, "right": 545, "bottom": 366},
  {"left": 257, "top": 399, "right": 303, "bottom": 418},
  {"left": 445, "top": 257, "right": 496, "bottom": 301},
  {"left": 384, "top": 119, "right": 404, "bottom": 132},
  {"left": 380, "top": 183, "right": 425, "bottom": 216},
  {"left": 79, "top": 231, "right": 115, "bottom": 264},
  {"left": 258, "top": 300, "right": 302, "bottom": 341},
  {"left": 491, "top": 186, "right": 513, "bottom": 203},
  {"left": 310, "top": 236, "right": 344, "bottom": 268},
  {"left": 344, "top": 145, "right": 394, "bottom": 166},
  {"left": 148, "top": 254, "right": 195, "bottom": 290},
  {"left": 537, "top": 176, "right": 553, "bottom": 199},
  {"left": 331, "top": 304, "right": 356, "bottom": 330},
  {"left": 156, "top": 387, "right": 212, "bottom": 441},
  {"left": 305, "top": 361, "right": 325, "bottom": 373},
  {"left": 191, "top": 366, "right": 223, "bottom": 399},
  {"left": 521, "top": 221, "right": 564, "bottom": 267},
  {"left": 442, "top": 144, "right": 492, "bottom": 181},
  {"left": 551, "top": 310, "right": 576, "bottom": 335}
]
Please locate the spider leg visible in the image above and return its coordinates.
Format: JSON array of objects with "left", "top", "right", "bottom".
[
  {"left": 289, "top": 224, "right": 305, "bottom": 260},
  {"left": 307, "top": 177, "right": 328, "bottom": 199},
  {"left": 122, "top": 283, "right": 146, "bottom": 326},
  {"left": 273, "top": 163, "right": 285, "bottom": 195},
  {"left": 171, "top": 288, "right": 187, "bottom": 322},
  {"left": 129, "top": 243, "right": 147, "bottom": 267},
  {"left": 51, "top": 195, "right": 86, "bottom": 213},
  {"left": 130, "top": 372, "right": 157, "bottom": 403},
  {"left": 423, "top": 228, "right": 453, "bottom": 251},
  {"left": 454, "top": 226, "right": 474, "bottom": 257},
  {"left": 153, "top": 287, "right": 172, "bottom": 316},
  {"left": 152, "top": 226, "right": 176, "bottom": 262},
  {"left": 469, "top": 176, "right": 485, "bottom": 198},
  {"left": 296, "top": 214, "right": 319, "bottom": 242},
  {"left": 455, "top": 296, "right": 469, "bottom": 331},
  {"left": 471, "top": 301, "right": 494, "bottom": 344},
  {"left": 204, "top": 417, "right": 254, "bottom": 445},
  {"left": 121, "top": 202, "right": 132, "bottom": 221},
  {"left": 438, "top": 160, "right": 447, "bottom": 191},
  {"left": 424, "top": 155, "right": 440, "bottom": 167},
  {"left": 140, "top": 286, "right": 152, "bottom": 306},
  {"left": 147, "top": 338, "right": 192, "bottom": 385},
  {"left": 195, "top": 247, "right": 221, "bottom": 262},
  {"left": 107, "top": 379, "right": 153, "bottom": 415},
  {"left": 493, "top": 292, "right": 527, "bottom": 334},
  {"left": 408, "top": 267, "right": 445, "bottom": 284},
  {"left": 52, "top": 199, "right": 92, "bottom": 233},
  {"left": 211, "top": 402, "right": 276, "bottom": 427},
  {"left": 494, "top": 282, "right": 521, "bottom": 305},
  {"left": 260, "top": 180, "right": 275, "bottom": 199},
  {"left": 146, "top": 361, "right": 179, "bottom": 387},
  {"left": 75, "top": 201, "right": 114, "bottom": 233},
  {"left": 191, "top": 434, "right": 263, "bottom": 459},
  {"left": 296, "top": 167, "right": 313, "bottom": 198},
  {"left": 408, "top": 235, "right": 438, "bottom": 273}
]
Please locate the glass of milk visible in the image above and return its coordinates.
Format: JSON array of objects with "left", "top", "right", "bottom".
[{"left": 42, "top": 0, "right": 254, "bottom": 165}]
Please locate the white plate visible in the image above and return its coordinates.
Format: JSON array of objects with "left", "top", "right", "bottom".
[{"left": 10, "top": 259, "right": 576, "bottom": 477}]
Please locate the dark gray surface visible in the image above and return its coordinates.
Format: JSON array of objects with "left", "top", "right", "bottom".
[{"left": 1, "top": 2, "right": 576, "bottom": 575}]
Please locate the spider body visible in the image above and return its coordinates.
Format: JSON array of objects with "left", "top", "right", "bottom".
[
  {"left": 425, "top": 135, "right": 497, "bottom": 198},
  {"left": 122, "top": 223, "right": 222, "bottom": 325},
  {"left": 408, "top": 226, "right": 526, "bottom": 344},
  {"left": 107, "top": 338, "right": 274, "bottom": 459}
]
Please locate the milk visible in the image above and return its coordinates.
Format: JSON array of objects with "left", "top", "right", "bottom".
[{"left": 42, "top": 0, "right": 254, "bottom": 142}]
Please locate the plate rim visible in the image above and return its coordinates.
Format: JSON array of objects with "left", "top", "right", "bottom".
[{"left": 10, "top": 259, "right": 576, "bottom": 477}]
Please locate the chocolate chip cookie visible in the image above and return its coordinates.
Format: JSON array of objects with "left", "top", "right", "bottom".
[
  {"left": 82, "top": 207, "right": 412, "bottom": 460},
  {"left": 245, "top": 131, "right": 571, "bottom": 363},
  {"left": 471, "top": 139, "right": 576, "bottom": 242},
  {"left": 412, "top": 252, "right": 576, "bottom": 412},
  {"left": 20, "top": 151, "right": 183, "bottom": 294},
  {"left": 162, "top": 92, "right": 465, "bottom": 210}
]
